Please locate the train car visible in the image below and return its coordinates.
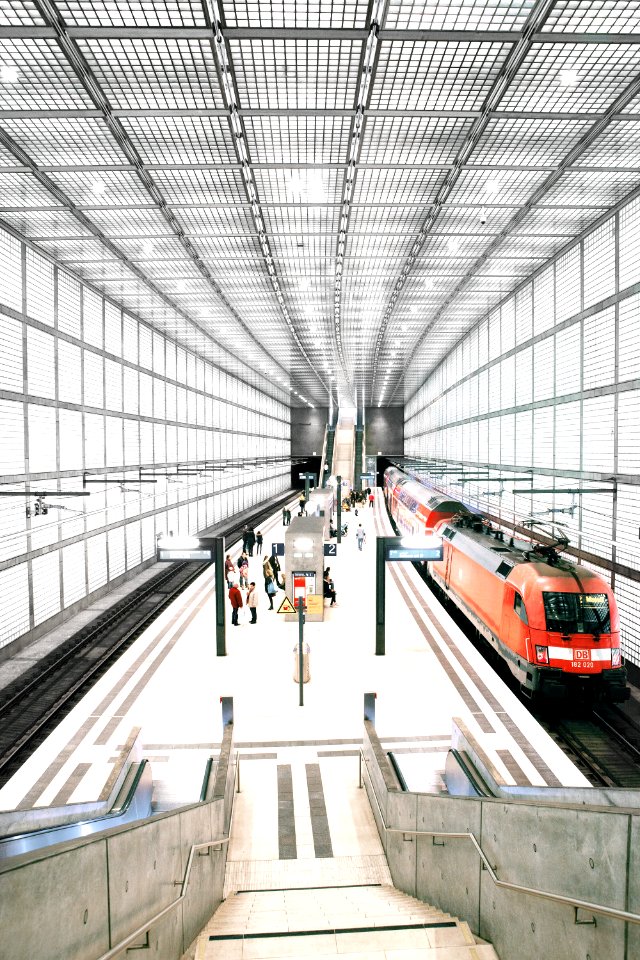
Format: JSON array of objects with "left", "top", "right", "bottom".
[
  {"left": 383, "top": 466, "right": 469, "bottom": 535},
  {"left": 430, "top": 515, "right": 628, "bottom": 702},
  {"left": 384, "top": 466, "right": 629, "bottom": 703}
]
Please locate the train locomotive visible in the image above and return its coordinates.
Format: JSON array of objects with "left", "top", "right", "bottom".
[{"left": 384, "top": 466, "right": 629, "bottom": 703}]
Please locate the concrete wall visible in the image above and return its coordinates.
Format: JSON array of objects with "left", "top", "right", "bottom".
[
  {"left": 365, "top": 407, "right": 404, "bottom": 456},
  {"left": 291, "top": 406, "right": 329, "bottom": 456},
  {"left": 0, "top": 744, "right": 236, "bottom": 960},
  {"left": 362, "top": 723, "right": 640, "bottom": 960}
]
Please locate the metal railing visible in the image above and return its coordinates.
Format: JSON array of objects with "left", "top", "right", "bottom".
[
  {"left": 95, "top": 750, "right": 240, "bottom": 960},
  {"left": 359, "top": 749, "right": 640, "bottom": 928}
]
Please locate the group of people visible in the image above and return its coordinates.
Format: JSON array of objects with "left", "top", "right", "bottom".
[
  {"left": 282, "top": 507, "right": 292, "bottom": 525},
  {"left": 241, "top": 525, "right": 262, "bottom": 556},
  {"left": 224, "top": 545, "right": 285, "bottom": 625}
]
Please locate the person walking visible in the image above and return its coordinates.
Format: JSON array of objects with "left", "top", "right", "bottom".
[
  {"left": 241, "top": 524, "right": 250, "bottom": 553},
  {"left": 224, "top": 554, "right": 236, "bottom": 589},
  {"left": 282, "top": 508, "right": 287, "bottom": 526},
  {"left": 247, "top": 582, "right": 258, "bottom": 624},
  {"left": 246, "top": 527, "right": 256, "bottom": 557},
  {"left": 256, "top": 530, "right": 263, "bottom": 552},
  {"left": 228, "top": 581, "right": 243, "bottom": 626},
  {"left": 263, "top": 555, "right": 276, "bottom": 609},
  {"left": 269, "top": 550, "right": 284, "bottom": 589},
  {"left": 237, "top": 551, "right": 249, "bottom": 588},
  {"left": 356, "top": 524, "right": 366, "bottom": 551}
]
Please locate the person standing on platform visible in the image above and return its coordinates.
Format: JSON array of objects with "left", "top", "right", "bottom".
[
  {"left": 246, "top": 526, "right": 256, "bottom": 557},
  {"left": 282, "top": 507, "right": 287, "bottom": 526},
  {"left": 224, "top": 554, "right": 236, "bottom": 589},
  {"left": 369, "top": 491, "right": 375, "bottom": 508},
  {"left": 298, "top": 493, "right": 306, "bottom": 516},
  {"left": 256, "top": 530, "right": 263, "bottom": 553},
  {"left": 241, "top": 524, "right": 250, "bottom": 553},
  {"left": 237, "top": 551, "right": 249, "bottom": 588},
  {"left": 263, "top": 555, "right": 276, "bottom": 609},
  {"left": 229, "top": 581, "right": 243, "bottom": 626},
  {"left": 356, "top": 524, "right": 366, "bottom": 551},
  {"left": 270, "top": 550, "right": 284, "bottom": 589},
  {"left": 286, "top": 508, "right": 291, "bottom": 525},
  {"left": 323, "top": 571, "right": 337, "bottom": 606},
  {"left": 247, "top": 582, "right": 258, "bottom": 624}
]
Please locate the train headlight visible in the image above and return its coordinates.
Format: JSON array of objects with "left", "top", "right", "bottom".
[
  {"left": 535, "top": 645, "right": 549, "bottom": 665},
  {"left": 611, "top": 647, "right": 621, "bottom": 668}
]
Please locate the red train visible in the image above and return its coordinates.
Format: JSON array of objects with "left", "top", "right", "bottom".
[{"left": 384, "top": 467, "right": 629, "bottom": 703}]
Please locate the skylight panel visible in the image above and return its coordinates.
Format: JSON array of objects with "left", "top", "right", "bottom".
[
  {"left": 384, "top": 0, "right": 535, "bottom": 31},
  {"left": 574, "top": 120, "right": 640, "bottom": 168},
  {"left": 359, "top": 116, "right": 474, "bottom": 166},
  {"left": 48, "top": 169, "right": 154, "bottom": 207},
  {"left": 0, "top": 40, "right": 93, "bottom": 109},
  {"left": 149, "top": 168, "right": 247, "bottom": 205},
  {"left": 371, "top": 41, "right": 513, "bottom": 111},
  {"left": 0, "top": 0, "right": 44, "bottom": 25},
  {"left": 542, "top": 0, "right": 640, "bottom": 33},
  {"left": 224, "top": 1, "right": 369, "bottom": 28},
  {"left": 229, "top": 39, "right": 361, "bottom": 110},
  {"left": 500, "top": 43, "right": 640, "bottom": 114},
  {"left": 244, "top": 116, "right": 351, "bottom": 165},
  {"left": 541, "top": 169, "right": 640, "bottom": 206},
  {"left": 77, "top": 39, "right": 224, "bottom": 110},
  {"left": 119, "top": 116, "right": 237, "bottom": 166},
  {"left": 354, "top": 168, "right": 445, "bottom": 205},
  {"left": 0, "top": 116, "right": 130, "bottom": 167},
  {"left": 54, "top": 0, "right": 207, "bottom": 26},
  {"left": 472, "top": 117, "right": 593, "bottom": 166}
]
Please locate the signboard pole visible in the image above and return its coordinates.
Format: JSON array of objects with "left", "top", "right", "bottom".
[
  {"left": 214, "top": 536, "right": 226, "bottom": 656},
  {"left": 376, "top": 536, "right": 386, "bottom": 656},
  {"left": 298, "top": 599, "right": 305, "bottom": 707},
  {"left": 337, "top": 475, "right": 342, "bottom": 544}
]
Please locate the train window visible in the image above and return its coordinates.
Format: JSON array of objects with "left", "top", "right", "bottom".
[
  {"left": 443, "top": 527, "right": 456, "bottom": 540},
  {"left": 514, "top": 594, "right": 528, "bottom": 624},
  {"left": 496, "top": 561, "right": 513, "bottom": 578},
  {"left": 542, "top": 593, "right": 611, "bottom": 634}
]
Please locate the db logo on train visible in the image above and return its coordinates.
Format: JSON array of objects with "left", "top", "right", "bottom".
[
  {"left": 572, "top": 649, "right": 594, "bottom": 669},
  {"left": 575, "top": 650, "right": 589, "bottom": 660}
]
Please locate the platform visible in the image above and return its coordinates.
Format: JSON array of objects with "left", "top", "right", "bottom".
[{"left": 0, "top": 493, "right": 590, "bottom": 823}]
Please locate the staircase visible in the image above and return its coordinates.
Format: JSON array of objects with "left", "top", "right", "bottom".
[
  {"left": 333, "top": 417, "right": 355, "bottom": 489},
  {"left": 192, "top": 883, "right": 499, "bottom": 958}
]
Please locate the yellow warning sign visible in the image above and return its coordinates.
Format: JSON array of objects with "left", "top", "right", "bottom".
[
  {"left": 277, "top": 596, "right": 296, "bottom": 614},
  {"left": 305, "top": 594, "right": 323, "bottom": 615}
]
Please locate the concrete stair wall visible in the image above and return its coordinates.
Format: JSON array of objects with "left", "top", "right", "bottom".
[{"left": 191, "top": 883, "right": 499, "bottom": 959}]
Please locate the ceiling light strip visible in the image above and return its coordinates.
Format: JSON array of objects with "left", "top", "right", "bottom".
[
  {"left": 334, "top": 0, "right": 386, "bottom": 405},
  {"left": 370, "top": 0, "right": 558, "bottom": 395},
  {"left": 204, "top": 0, "right": 326, "bottom": 409}
]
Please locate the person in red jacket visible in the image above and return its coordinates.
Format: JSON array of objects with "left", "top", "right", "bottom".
[{"left": 228, "top": 582, "right": 243, "bottom": 626}]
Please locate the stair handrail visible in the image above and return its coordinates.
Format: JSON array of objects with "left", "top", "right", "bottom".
[
  {"left": 359, "top": 749, "right": 640, "bottom": 927},
  {"left": 95, "top": 749, "right": 239, "bottom": 960}
]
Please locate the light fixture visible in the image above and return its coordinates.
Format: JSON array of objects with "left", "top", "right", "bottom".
[
  {"left": 559, "top": 69, "right": 579, "bottom": 87},
  {"left": 447, "top": 237, "right": 461, "bottom": 253},
  {"left": 1, "top": 64, "right": 19, "bottom": 83},
  {"left": 142, "top": 240, "right": 154, "bottom": 256},
  {"left": 484, "top": 179, "right": 500, "bottom": 196},
  {"left": 91, "top": 178, "right": 106, "bottom": 196}
]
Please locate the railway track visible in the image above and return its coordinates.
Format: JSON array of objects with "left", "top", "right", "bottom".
[
  {"left": 0, "top": 492, "right": 295, "bottom": 789},
  {"left": 538, "top": 707, "right": 640, "bottom": 788}
]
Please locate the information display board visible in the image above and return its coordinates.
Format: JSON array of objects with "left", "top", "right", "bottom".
[{"left": 157, "top": 546, "right": 215, "bottom": 561}]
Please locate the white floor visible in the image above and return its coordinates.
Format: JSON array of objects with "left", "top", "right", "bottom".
[{"left": 0, "top": 492, "right": 589, "bottom": 818}]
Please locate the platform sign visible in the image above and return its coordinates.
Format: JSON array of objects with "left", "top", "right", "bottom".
[
  {"left": 271, "top": 542, "right": 285, "bottom": 556},
  {"left": 305, "top": 594, "right": 323, "bottom": 615},
  {"left": 385, "top": 545, "right": 443, "bottom": 561},
  {"left": 277, "top": 596, "right": 296, "bottom": 614},
  {"left": 383, "top": 536, "right": 443, "bottom": 562},
  {"left": 324, "top": 542, "right": 337, "bottom": 556},
  {"left": 157, "top": 546, "right": 215, "bottom": 561}
]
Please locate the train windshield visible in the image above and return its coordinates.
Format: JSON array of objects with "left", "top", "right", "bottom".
[{"left": 542, "top": 593, "right": 610, "bottom": 634}]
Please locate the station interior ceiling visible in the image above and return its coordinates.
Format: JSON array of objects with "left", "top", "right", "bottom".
[{"left": 0, "top": 1, "right": 638, "bottom": 409}]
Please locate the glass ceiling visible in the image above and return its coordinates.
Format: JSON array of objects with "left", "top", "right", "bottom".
[{"left": 0, "top": 0, "right": 638, "bottom": 408}]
